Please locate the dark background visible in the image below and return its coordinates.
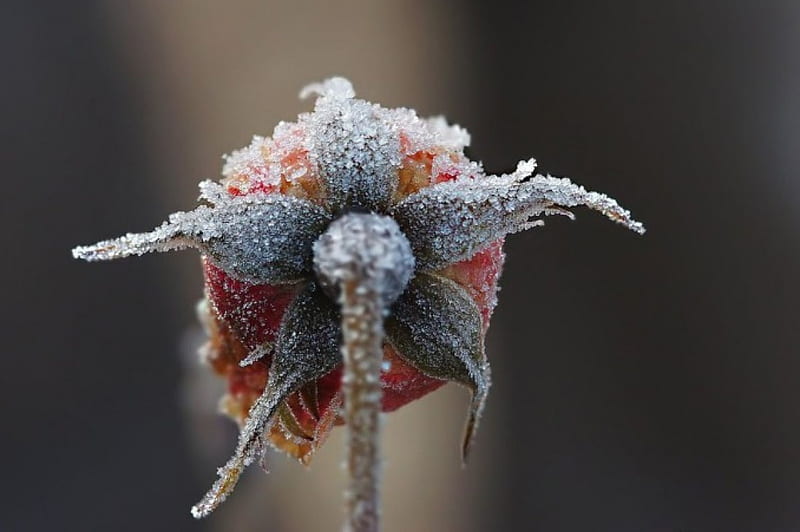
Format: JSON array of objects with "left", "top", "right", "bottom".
[{"left": 3, "top": 1, "right": 799, "bottom": 531}]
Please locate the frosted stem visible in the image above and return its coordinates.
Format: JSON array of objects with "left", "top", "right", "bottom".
[
  {"left": 340, "top": 278, "right": 384, "bottom": 532},
  {"left": 312, "top": 212, "right": 415, "bottom": 532}
]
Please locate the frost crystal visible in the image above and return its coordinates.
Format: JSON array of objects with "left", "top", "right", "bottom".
[{"left": 424, "top": 115, "right": 471, "bottom": 150}]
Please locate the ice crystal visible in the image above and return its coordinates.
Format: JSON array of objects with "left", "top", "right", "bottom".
[{"left": 424, "top": 116, "right": 471, "bottom": 150}]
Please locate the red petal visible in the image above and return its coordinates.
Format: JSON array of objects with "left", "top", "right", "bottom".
[{"left": 203, "top": 259, "right": 299, "bottom": 352}]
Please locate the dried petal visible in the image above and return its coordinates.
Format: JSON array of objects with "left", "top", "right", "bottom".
[
  {"left": 385, "top": 272, "right": 490, "bottom": 461},
  {"left": 191, "top": 282, "right": 342, "bottom": 518},
  {"left": 392, "top": 159, "right": 644, "bottom": 271},
  {"left": 299, "top": 380, "right": 321, "bottom": 420},
  {"left": 73, "top": 194, "right": 332, "bottom": 285}
]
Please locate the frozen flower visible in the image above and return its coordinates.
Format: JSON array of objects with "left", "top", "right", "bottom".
[{"left": 73, "top": 77, "right": 644, "bottom": 519}]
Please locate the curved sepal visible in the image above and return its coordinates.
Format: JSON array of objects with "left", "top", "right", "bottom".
[
  {"left": 72, "top": 193, "right": 332, "bottom": 285},
  {"left": 305, "top": 81, "right": 400, "bottom": 212},
  {"left": 191, "top": 282, "right": 342, "bottom": 518},
  {"left": 385, "top": 272, "right": 490, "bottom": 462},
  {"left": 391, "top": 160, "right": 644, "bottom": 271}
]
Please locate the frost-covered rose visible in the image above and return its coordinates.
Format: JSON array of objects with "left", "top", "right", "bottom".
[{"left": 74, "top": 77, "right": 644, "bottom": 519}]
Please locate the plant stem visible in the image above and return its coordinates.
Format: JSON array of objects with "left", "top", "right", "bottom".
[
  {"left": 312, "top": 212, "right": 414, "bottom": 532},
  {"left": 340, "top": 278, "right": 384, "bottom": 532}
]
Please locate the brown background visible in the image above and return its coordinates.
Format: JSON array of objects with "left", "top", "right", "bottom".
[{"left": 3, "top": 1, "right": 799, "bottom": 531}]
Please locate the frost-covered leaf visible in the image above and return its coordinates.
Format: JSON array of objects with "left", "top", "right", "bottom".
[
  {"left": 392, "top": 159, "right": 644, "bottom": 271},
  {"left": 303, "top": 77, "right": 401, "bottom": 212},
  {"left": 385, "top": 272, "right": 490, "bottom": 461},
  {"left": 191, "top": 282, "right": 342, "bottom": 518},
  {"left": 201, "top": 197, "right": 331, "bottom": 284},
  {"left": 72, "top": 194, "right": 332, "bottom": 284}
]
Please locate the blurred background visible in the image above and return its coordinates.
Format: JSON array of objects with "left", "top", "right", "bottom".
[{"left": 3, "top": 1, "right": 799, "bottom": 531}]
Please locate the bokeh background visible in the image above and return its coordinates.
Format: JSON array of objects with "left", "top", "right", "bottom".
[{"left": 3, "top": 1, "right": 799, "bottom": 531}]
